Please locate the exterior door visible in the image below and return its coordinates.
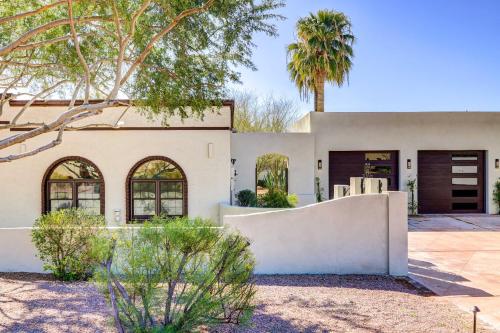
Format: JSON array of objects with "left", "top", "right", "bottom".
[
  {"left": 329, "top": 151, "right": 399, "bottom": 199},
  {"left": 418, "top": 151, "right": 485, "bottom": 213}
]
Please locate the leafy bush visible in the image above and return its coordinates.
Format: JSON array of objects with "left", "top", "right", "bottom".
[
  {"left": 494, "top": 180, "right": 500, "bottom": 214},
  {"left": 93, "top": 216, "right": 256, "bottom": 333},
  {"left": 32, "top": 209, "right": 105, "bottom": 281},
  {"left": 258, "top": 190, "right": 297, "bottom": 208},
  {"left": 236, "top": 189, "right": 258, "bottom": 207}
]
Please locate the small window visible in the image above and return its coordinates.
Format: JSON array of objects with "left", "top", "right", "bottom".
[
  {"left": 452, "top": 202, "right": 478, "bottom": 210},
  {"left": 452, "top": 165, "right": 477, "bottom": 174},
  {"left": 452, "top": 190, "right": 478, "bottom": 197},
  {"left": 128, "top": 157, "right": 186, "bottom": 221},
  {"left": 365, "top": 152, "right": 391, "bottom": 161},
  {"left": 452, "top": 154, "right": 478, "bottom": 161},
  {"left": 452, "top": 178, "right": 478, "bottom": 186},
  {"left": 44, "top": 158, "right": 103, "bottom": 214},
  {"left": 366, "top": 165, "right": 392, "bottom": 175}
]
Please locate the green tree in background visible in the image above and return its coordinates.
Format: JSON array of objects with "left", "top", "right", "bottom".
[
  {"left": 0, "top": 0, "right": 283, "bottom": 162},
  {"left": 232, "top": 91, "right": 300, "bottom": 133},
  {"left": 287, "top": 10, "right": 355, "bottom": 112}
]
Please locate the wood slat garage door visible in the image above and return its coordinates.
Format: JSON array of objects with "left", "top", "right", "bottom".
[
  {"left": 418, "top": 151, "right": 485, "bottom": 213},
  {"left": 329, "top": 151, "right": 399, "bottom": 199}
]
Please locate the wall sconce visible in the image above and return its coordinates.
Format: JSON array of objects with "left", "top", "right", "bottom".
[
  {"left": 407, "top": 159, "right": 412, "bottom": 169},
  {"left": 231, "top": 158, "right": 236, "bottom": 165},
  {"left": 113, "top": 209, "right": 121, "bottom": 223},
  {"left": 207, "top": 143, "right": 214, "bottom": 159},
  {"left": 317, "top": 159, "right": 322, "bottom": 170},
  {"left": 496, "top": 159, "right": 499, "bottom": 169}
]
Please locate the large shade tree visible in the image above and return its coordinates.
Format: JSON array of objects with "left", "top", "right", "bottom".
[
  {"left": 287, "top": 10, "right": 354, "bottom": 113},
  {"left": 0, "top": 0, "right": 283, "bottom": 162}
]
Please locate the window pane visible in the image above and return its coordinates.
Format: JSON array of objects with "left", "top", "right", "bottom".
[
  {"left": 452, "top": 155, "right": 477, "bottom": 161},
  {"left": 133, "top": 182, "right": 156, "bottom": 199},
  {"left": 50, "top": 200, "right": 72, "bottom": 211},
  {"left": 161, "top": 199, "right": 183, "bottom": 216},
  {"left": 133, "top": 200, "right": 156, "bottom": 216},
  {"left": 78, "top": 200, "right": 100, "bottom": 215},
  {"left": 160, "top": 182, "right": 183, "bottom": 199},
  {"left": 452, "top": 178, "right": 478, "bottom": 185},
  {"left": 452, "top": 165, "right": 477, "bottom": 174},
  {"left": 132, "top": 160, "right": 183, "bottom": 179},
  {"left": 77, "top": 183, "right": 100, "bottom": 199},
  {"left": 366, "top": 165, "right": 392, "bottom": 175},
  {"left": 50, "top": 160, "right": 100, "bottom": 180},
  {"left": 365, "top": 153, "right": 391, "bottom": 161},
  {"left": 50, "top": 183, "right": 72, "bottom": 199}
]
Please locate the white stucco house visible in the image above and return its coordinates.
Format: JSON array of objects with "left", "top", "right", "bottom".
[{"left": 1, "top": 99, "right": 500, "bottom": 230}]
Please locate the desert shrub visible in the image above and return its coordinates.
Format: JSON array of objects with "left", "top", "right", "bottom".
[
  {"left": 93, "top": 216, "right": 256, "bottom": 333},
  {"left": 32, "top": 209, "right": 105, "bottom": 281},
  {"left": 258, "top": 189, "right": 297, "bottom": 208},
  {"left": 236, "top": 189, "right": 257, "bottom": 207},
  {"left": 493, "top": 180, "right": 500, "bottom": 214}
]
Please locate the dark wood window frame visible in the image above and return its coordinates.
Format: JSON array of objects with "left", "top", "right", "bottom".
[
  {"left": 42, "top": 156, "right": 105, "bottom": 214},
  {"left": 126, "top": 156, "right": 188, "bottom": 223}
]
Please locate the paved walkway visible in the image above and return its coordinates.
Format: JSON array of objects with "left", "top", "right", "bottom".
[{"left": 409, "top": 215, "right": 500, "bottom": 331}]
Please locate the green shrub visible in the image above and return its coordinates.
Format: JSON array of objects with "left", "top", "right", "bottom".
[
  {"left": 93, "top": 216, "right": 256, "bottom": 333},
  {"left": 493, "top": 180, "right": 500, "bottom": 214},
  {"left": 32, "top": 209, "right": 105, "bottom": 281},
  {"left": 258, "top": 189, "right": 297, "bottom": 208},
  {"left": 236, "top": 189, "right": 258, "bottom": 207}
]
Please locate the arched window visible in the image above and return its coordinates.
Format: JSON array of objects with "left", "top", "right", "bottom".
[
  {"left": 126, "top": 156, "right": 187, "bottom": 221},
  {"left": 43, "top": 157, "right": 104, "bottom": 215}
]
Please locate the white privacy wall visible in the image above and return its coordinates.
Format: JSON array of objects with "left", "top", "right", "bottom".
[
  {"left": 293, "top": 112, "right": 500, "bottom": 214},
  {"left": 0, "top": 130, "right": 231, "bottom": 227},
  {"left": 230, "top": 133, "right": 316, "bottom": 206},
  {"left": 224, "top": 192, "right": 408, "bottom": 276}
]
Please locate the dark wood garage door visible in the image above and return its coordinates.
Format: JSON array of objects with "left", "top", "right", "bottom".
[
  {"left": 329, "top": 151, "right": 399, "bottom": 199},
  {"left": 418, "top": 151, "right": 485, "bottom": 213}
]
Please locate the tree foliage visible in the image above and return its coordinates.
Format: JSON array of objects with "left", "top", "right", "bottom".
[
  {"left": 31, "top": 208, "right": 105, "bottom": 281},
  {"left": 0, "top": 0, "right": 283, "bottom": 162},
  {"left": 232, "top": 91, "right": 300, "bottom": 133},
  {"left": 287, "top": 10, "right": 354, "bottom": 112},
  {"left": 93, "top": 216, "right": 256, "bottom": 333}
]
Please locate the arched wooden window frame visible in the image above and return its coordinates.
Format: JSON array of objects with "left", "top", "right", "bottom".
[
  {"left": 42, "top": 156, "right": 105, "bottom": 214},
  {"left": 126, "top": 156, "right": 188, "bottom": 223}
]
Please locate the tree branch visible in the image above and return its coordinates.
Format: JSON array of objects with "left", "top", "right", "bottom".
[
  {"left": 67, "top": 0, "right": 91, "bottom": 103},
  {"left": 120, "top": 0, "right": 215, "bottom": 85},
  {"left": 0, "top": 1, "right": 78, "bottom": 25}
]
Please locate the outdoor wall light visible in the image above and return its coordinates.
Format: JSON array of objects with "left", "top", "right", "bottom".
[
  {"left": 496, "top": 159, "right": 499, "bottom": 169},
  {"left": 318, "top": 159, "right": 322, "bottom": 170},
  {"left": 207, "top": 143, "right": 214, "bottom": 158},
  {"left": 407, "top": 159, "right": 412, "bottom": 169},
  {"left": 113, "top": 209, "right": 121, "bottom": 223}
]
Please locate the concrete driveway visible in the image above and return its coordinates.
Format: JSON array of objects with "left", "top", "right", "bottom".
[{"left": 409, "top": 215, "right": 500, "bottom": 331}]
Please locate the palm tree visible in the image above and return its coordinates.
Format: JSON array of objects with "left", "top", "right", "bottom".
[{"left": 287, "top": 10, "right": 354, "bottom": 112}]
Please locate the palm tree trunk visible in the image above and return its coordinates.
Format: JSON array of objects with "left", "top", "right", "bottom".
[{"left": 314, "top": 76, "right": 325, "bottom": 112}]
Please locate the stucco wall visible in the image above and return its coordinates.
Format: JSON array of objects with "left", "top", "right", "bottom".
[
  {"left": 224, "top": 192, "right": 408, "bottom": 276},
  {"left": 0, "top": 130, "right": 230, "bottom": 227},
  {"left": 218, "top": 203, "right": 286, "bottom": 225},
  {"left": 0, "top": 104, "right": 232, "bottom": 128},
  {"left": 293, "top": 111, "right": 500, "bottom": 214},
  {"left": 230, "top": 133, "right": 316, "bottom": 206}
]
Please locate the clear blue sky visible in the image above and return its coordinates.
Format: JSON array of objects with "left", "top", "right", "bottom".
[{"left": 233, "top": 0, "right": 500, "bottom": 113}]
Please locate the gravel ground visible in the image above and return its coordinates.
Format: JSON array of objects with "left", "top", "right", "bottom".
[
  {"left": 0, "top": 273, "right": 496, "bottom": 333},
  {"left": 0, "top": 273, "right": 112, "bottom": 333},
  {"left": 215, "top": 275, "right": 497, "bottom": 333}
]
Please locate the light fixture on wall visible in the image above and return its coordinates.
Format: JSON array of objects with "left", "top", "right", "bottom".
[
  {"left": 318, "top": 159, "right": 322, "bottom": 170},
  {"left": 496, "top": 159, "right": 499, "bottom": 169},
  {"left": 407, "top": 159, "right": 412, "bottom": 169},
  {"left": 231, "top": 158, "right": 236, "bottom": 165},
  {"left": 207, "top": 143, "right": 214, "bottom": 158}
]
